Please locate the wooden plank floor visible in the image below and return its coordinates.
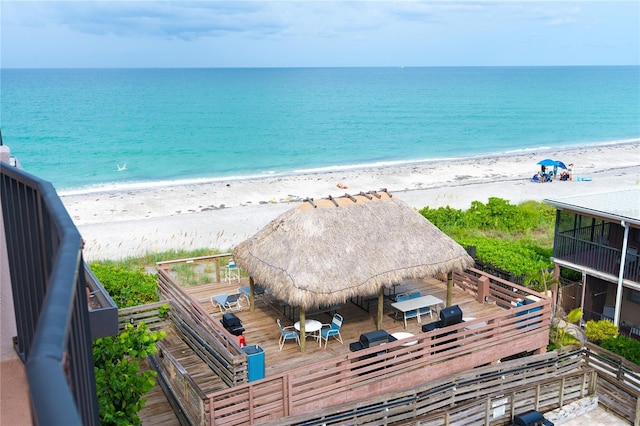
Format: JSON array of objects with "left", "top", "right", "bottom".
[
  {"left": 185, "top": 276, "right": 505, "bottom": 377},
  {"left": 138, "top": 359, "right": 180, "bottom": 426}
]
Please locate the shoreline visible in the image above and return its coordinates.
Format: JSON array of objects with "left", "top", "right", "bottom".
[
  {"left": 57, "top": 138, "right": 638, "bottom": 197},
  {"left": 63, "top": 141, "right": 640, "bottom": 260}
]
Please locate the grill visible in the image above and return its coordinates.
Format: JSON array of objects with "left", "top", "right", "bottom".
[
  {"left": 221, "top": 313, "right": 245, "bottom": 336},
  {"left": 420, "top": 305, "right": 463, "bottom": 352},
  {"left": 511, "top": 410, "right": 554, "bottom": 426},
  {"left": 349, "top": 329, "right": 396, "bottom": 352},
  {"left": 421, "top": 304, "right": 463, "bottom": 332},
  {"left": 439, "top": 305, "right": 463, "bottom": 327}
]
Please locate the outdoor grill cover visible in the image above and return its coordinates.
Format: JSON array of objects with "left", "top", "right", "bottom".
[
  {"left": 222, "top": 313, "right": 242, "bottom": 327},
  {"left": 512, "top": 410, "right": 554, "bottom": 426},
  {"left": 221, "top": 313, "right": 244, "bottom": 336},
  {"left": 439, "top": 305, "right": 463, "bottom": 327},
  {"left": 359, "top": 330, "right": 391, "bottom": 347}
]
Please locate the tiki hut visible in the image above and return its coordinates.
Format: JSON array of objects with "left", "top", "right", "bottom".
[{"left": 233, "top": 190, "right": 473, "bottom": 345}]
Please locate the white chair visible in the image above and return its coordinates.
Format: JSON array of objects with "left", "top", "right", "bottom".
[{"left": 225, "top": 258, "right": 241, "bottom": 283}]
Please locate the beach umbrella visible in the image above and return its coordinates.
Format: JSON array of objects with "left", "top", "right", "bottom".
[
  {"left": 233, "top": 189, "right": 474, "bottom": 348},
  {"left": 537, "top": 159, "right": 556, "bottom": 167},
  {"left": 554, "top": 161, "right": 567, "bottom": 169}
]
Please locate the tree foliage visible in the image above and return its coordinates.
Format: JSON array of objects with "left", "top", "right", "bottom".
[
  {"left": 94, "top": 323, "right": 166, "bottom": 426},
  {"left": 456, "top": 237, "right": 553, "bottom": 277}
]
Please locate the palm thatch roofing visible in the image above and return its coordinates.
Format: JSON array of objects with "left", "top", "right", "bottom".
[{"left": 232, "top": 189, "right": 473, "bottom": 310}]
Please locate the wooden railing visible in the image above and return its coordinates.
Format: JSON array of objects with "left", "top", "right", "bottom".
[
  {"left": 152, "top": 342, "right": 210, "bottom": 425},
  {"left": 223, "top": 351, "right": 591, "bottom": 425},
  {"left": 156, "top": 253, "right": 234, "bottom": 284},
  {"left": 454, "top": 267, "right": 549, "bottom": 309},
  {"left": 277, "top": 351, "right": 594, "bottom": 425},
  {"left": 156, "top": 266, "right": 247, "bottom": 387}
]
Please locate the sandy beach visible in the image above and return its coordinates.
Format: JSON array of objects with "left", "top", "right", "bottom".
[{"left": 62, "top": 141, "right": 640, "bottom": 261}]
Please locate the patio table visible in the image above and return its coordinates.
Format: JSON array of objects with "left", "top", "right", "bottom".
[
  {"left": 295, "top": 319, "right": 323, "bottom": 347},
  {"left": 391, "top": 332, "right": 418, "bottom": 347},
  {"left": 391, "top": 295, "right": 443, "bottom": 324}
]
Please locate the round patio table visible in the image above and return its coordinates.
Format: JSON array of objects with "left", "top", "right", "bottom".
[
  {"left": 391, "top": 331, "right": 418, "bottom": 347},
  {"left": 294, "top": 319, "right": 323, "bottom": 347}
]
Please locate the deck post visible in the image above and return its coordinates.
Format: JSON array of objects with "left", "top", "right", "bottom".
[
  {"left": 299, "top": 310, "right": 306, "bottom": 352},
  {"left": 446, "top": 271, "right": 453, "bottom": 307},
  {"left": 477, "top": 276, "right": 490, "bottom": 304},
  {"left": 377, "top": 287, "right": 384, "bottom": 329},
  {"left": 249, "top": 277, "right": 256, "bottom": 311}
]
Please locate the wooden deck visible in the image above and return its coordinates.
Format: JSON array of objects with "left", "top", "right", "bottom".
[
  {"left": 180, "top": 275, "right": 504, "bottom": 378},
  {"left": 141, "top": 260, "right": 553, "bottom": 425}
]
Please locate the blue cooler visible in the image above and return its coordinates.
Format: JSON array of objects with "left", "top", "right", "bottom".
[{"left": 242, "top": 344, "right": 265, "bottom": 382}]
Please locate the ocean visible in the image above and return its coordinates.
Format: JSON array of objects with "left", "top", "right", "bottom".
[{"left": 1, "top": 66, "right": 638, "bottom": 193}]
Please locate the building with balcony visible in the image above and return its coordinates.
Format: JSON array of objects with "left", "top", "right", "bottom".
[{"left": 545, "top": 188, "right": 640, "bottom": 337}]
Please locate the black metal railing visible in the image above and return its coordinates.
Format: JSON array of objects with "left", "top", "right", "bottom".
[
  {"left": 1, "top": 164, "right": 100, "bottom": 425},
  {"left": 553, "top": 232, "right": 637, "bottom": 278}
]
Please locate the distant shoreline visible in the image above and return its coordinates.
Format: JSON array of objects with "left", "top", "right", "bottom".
[{"left": 63, "top": 141, "right": 640, "bottom": 260}]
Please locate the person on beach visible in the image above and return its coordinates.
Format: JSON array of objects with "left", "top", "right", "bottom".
[{"left": 568, "top": 164, "right": 574, "bottom": 180}]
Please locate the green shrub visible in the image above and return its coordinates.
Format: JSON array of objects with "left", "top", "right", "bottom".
[
  {"left": 419, "top": 198, "right": 556, "bottom": 283},
  {"left": 455, "top": 237, "right": 553, "bottom": 277},
  {"left": 600, "top": 335, "right": 640, "bottom": 366},
  {"left": 465, "top": 197, "right": 541, "bottom": 232},
  {"left": 585, "top": 320, "right": 619, "bottom": 343},
  {"left": 90, "top": 264, "right": 158, "bottom": 308}
]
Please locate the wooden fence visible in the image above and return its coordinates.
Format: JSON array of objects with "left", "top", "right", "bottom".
[
  {"left": 118, "top": 301, "right": 171, "bottom": 331},
  {"left": 584, "top": 342, "right": 640, "bottom": 425},
  {"left": 157, "top": 267, "right": 246, "bottom": 385}
]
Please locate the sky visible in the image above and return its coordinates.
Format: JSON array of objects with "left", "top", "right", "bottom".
[{"left": 1, "top": 1, "right": 638, "bottom": 68}]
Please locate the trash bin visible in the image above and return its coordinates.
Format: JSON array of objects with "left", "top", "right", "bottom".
[{"left": 242, "top": 344, "right": 265, "bottom": 382}]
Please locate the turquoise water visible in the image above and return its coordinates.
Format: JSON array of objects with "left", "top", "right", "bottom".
[{"left": 1, "top": 66, "right": 639, "bottom": 192}]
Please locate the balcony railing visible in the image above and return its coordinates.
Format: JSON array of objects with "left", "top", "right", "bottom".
[
  {"left": 1, "top": 165, "right": 116, "bottom": 425},
  {"left": 553, "top": 232, "right": 639, "bottom": 282}
]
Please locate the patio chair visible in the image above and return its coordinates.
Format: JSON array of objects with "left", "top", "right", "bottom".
[
  {"left": 320, "top": 313, "right": 344, "bottom": 348},
  {"left": 394, "top": 293, "right": 409, "bottom": 321},
  {"left": 410, "top": 291, "right": 433, "bottom": 320},
  {"left": 394, "top": 293, "right": 418, "bottom": 327},
  {"left": 211, "top": 293, "right": 242, "bottom": 314},
  {"left": 277, "top": 319, "right": 299, "bottom": 351},
  {"left": 238, "top": 284, "right": 268, "bottom": 305},
  {"left": 625, "top": 247, "right": 638, "bottom": 270}
]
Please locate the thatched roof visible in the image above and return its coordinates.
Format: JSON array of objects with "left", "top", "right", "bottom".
[{"left": 233, "top": 189, "right": 473, "bottom": 310}]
